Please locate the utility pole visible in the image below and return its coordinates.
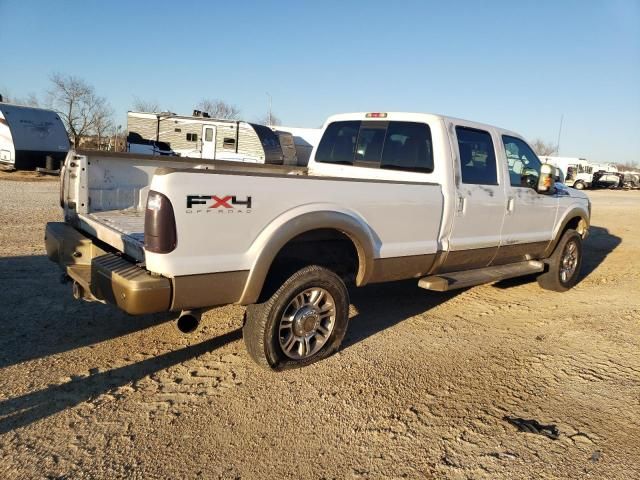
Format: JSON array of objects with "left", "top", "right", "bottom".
[
  {"left": 556, "top": 114, "right": 563, "bottom": 155},
  {"left": 266, "top": 92, "right": 272, "bottom": 126}
]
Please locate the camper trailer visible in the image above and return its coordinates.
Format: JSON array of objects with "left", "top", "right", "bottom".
[
  {"left": 269, "top": 126, "right": 322, "bottom": 166},
  {"left": 0, "top": 103, "right": 70, "bottom": 170},
  {"left": 127, "top": 111, "right": 299, "bottom": 165}
]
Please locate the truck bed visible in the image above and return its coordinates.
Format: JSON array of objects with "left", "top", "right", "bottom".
[
  {"left": 64, "top": 150, "right": 306, "bottom": 262},
  {"left": 77, "top": 210, "right": 145, "bottom": 262}
]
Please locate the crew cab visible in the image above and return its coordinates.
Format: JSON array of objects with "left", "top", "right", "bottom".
[{"left": 45, "top": 112, "right": 591, "bottom": 369}]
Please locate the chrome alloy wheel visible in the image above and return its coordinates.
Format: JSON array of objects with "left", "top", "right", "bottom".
[
  {"left": 278, "top": 287, "right": 336, "bottom": 359},
  {"left": 560, "top": 240, "right": 579, "bottom": 283}
]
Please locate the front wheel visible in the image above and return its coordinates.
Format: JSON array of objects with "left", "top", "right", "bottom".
[
  {"left": 243, "top": 265, "right": 350, "bottom": 370},
  {"left": 537, "top": 229, "right": 583, "bottom": 292},
  {"left": 574, "top": 181, "right": 585, "bottom": 190}
]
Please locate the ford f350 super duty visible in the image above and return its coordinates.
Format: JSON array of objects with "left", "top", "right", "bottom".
[{"left": 46, "top": 112, "right": 591, "bottom": 369}]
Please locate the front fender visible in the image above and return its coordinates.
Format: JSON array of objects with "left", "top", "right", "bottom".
[{"left": 544, "top": 205, "right": 590, "bottom": 257}]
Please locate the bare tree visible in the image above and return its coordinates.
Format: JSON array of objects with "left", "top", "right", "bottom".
[
  {"left": 132, "top": 97, "right": 160, "bottom": 112},
  {"left": 196, "top": 99, "right": 241, "bottom": 119},
  {"left": 530, "top": 138, "right": 557, "bottom": 156},
  {"left": 94, "top": 104, "right": 114, "bottom": 149},
  {"left": 255, "top": 112, "right": 282, "bottom": 126},
  {"left": 0, "top": 89, "right": 40, "bottom": 106},
  {"left": 47, "top": 73, "right": 113, "bottom": 147}
]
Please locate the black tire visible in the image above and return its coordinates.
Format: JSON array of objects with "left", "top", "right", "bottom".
[
  {"left": 243, "top": 265, "right": 350, "bottom": 370},
  {"left": 574, "top": 181, "right": 585, "bottom": 190},
  {"left": 537, "top": 229, "right": 583, "bottom": 292}
]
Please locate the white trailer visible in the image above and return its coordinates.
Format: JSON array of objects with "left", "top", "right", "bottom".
[
  {"left": 127, "top": 111, "right": 299, "bottom": 165},
  {"left": 270, "top": 126, "right": 322, "bottom": 166},
  {"left": 0, "top": 103, "right": 70, "bottom": 170}
]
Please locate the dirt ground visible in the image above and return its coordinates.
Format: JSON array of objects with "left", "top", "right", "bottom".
[{"left": 0, "top": 178, "right": 638, "bottom": 479}]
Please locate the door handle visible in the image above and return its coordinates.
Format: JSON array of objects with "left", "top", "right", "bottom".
[
  {"left": 507, "top": 196, "right": 515, "bottom": 214},
  {"left": 456, "top": 196, "right": 466, "bottom": 215}
]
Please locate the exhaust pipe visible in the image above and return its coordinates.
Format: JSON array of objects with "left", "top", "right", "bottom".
[
  {"left": 176, "top": 310, "right": 201, "bottom": 334},
  {"left": 72, "top": 281, "right": 84, "bottom": 300}
]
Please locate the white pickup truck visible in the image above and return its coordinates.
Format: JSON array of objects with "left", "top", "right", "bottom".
[{"left": 46, "top": 112, "right": 591, "bottom": 369}]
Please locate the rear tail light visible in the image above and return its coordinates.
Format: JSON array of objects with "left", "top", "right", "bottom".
[
  {"left": 365, "top": 112, "right": 388, "bottom": 118},
  {"left": 144, "top": 190, "right": 177, "bottom": 253}
]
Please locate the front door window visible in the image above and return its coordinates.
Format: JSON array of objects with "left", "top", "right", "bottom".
[{"left": 502, "top": 136, "right": 542, "bottom": 189}]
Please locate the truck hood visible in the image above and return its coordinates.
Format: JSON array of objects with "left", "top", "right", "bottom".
[{"left": 556, "top": 182, "right": 589, "bottom": 202}]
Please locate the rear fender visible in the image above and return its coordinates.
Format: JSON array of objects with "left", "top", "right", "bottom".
[{"left": 238, "top": 208, "right": 377, "bottom": 305}]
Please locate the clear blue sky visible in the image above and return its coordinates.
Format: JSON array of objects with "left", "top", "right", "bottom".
[{"left": 1, "top": 0, "right": 639, "bottom": 164}]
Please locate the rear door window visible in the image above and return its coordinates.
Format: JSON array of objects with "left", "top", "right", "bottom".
[
  {"left": 455, "top": 127, "right": 498, "bottom": 185},
  {"left": 316, "top": 120, "right": 434, "bottom": 173}
]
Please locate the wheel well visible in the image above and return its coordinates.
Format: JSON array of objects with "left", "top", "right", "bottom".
[
  {"left": 563, "top": 216, "right": 588, "bottom": 237},
  {"left": 257, "top": 229, "right": 359, "bottom": 302}
]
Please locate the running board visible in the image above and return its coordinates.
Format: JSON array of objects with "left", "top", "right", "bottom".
[{"left": 418, "top": 260, "right": 545, "bottom": 292}]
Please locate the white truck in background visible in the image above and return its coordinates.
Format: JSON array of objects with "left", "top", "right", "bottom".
[
  {"left": 539, "top": 156, "right": 594, "bottom": 190},
  {"left": 46, "top": 112, "right": 590, "bottom": 370}
]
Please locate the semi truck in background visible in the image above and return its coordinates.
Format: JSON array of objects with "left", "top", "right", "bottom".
[{"left": 0, "top": 102, "right": 70, "bottom": 170}]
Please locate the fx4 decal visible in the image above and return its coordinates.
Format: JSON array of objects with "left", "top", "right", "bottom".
[{"left": 186, "top": 195, "right": 252, "bottom": 213}]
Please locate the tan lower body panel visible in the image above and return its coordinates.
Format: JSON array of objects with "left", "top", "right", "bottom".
[
  {"left": 438, "top": 247, "right": 498, "bottom": 274},
  {"left": 91, "top": 254, "right": 171, "bottom": 315},
  {"left": 46, "top": 222, "right": 171, "bottom": 315},
  {"left": 490, "top": 241, "right": 549, "bottom": 266},
  {"left": 171, "top": 270, "right": 249, "bottom": 311},
  {"left": 368, "top": 254, "right": 437, "bottom": 283},
  {"left": 436, "top": 241, "right": 550, "bottom": 275}
]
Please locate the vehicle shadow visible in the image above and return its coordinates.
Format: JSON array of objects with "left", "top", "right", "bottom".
[
  {"left": 0, "top": 328, "right": 242, "bottom": 435},
  {"left": 0, "top": 255, "right": 174, "bottom": 370},
  {"left": 579, "top": 225, "right": 622, "bottom": 278},
  {"left": 344, "top": 225, "right": 621, "bottom": 345},
  {"left": 343, "top": 279, "right": 460, "bottom": 348},
  {"left": 493, "top": 225, "right": 620, "bottom": 289}
]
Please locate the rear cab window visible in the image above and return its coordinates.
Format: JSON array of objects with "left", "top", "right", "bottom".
[{"left": 316, "top": 120, "right": 434, "bottom": 173}]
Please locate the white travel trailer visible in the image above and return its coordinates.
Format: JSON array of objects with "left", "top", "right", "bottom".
[
  {"left": 270, "top": 126, "right": 322, "bottom": 166},
  {"left": 539, "top": 156, "right": 593, "bottom": 190},
  {"left": 0, "top": 102, "right": 70, "bottom": 170},
  {"left": 127, "top": 111, "right": 300, "bottom": 165}
]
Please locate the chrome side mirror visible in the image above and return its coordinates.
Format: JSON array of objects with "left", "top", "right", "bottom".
[{"left": 537, "top": 163, "right": 555, "bottom": 194}]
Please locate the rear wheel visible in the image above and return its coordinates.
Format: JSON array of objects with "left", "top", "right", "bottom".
[
  {"left": 243, "top": 265, "right": 350, "bottom": 370},
  {"left": 537, "top": 229, "right": 582, "bottom": 292}
]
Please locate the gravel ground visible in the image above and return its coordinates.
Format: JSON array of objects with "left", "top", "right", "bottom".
[{"left": 0, "top": 178, "right": 638, "bottom": 479}]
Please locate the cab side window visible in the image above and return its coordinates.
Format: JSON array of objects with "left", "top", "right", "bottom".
[
  {"left": 502, "top": 136, "right": 542, "bottom": 189},
  {"left": 455, "top": 127, "right": 498, "bottom": 185}
]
